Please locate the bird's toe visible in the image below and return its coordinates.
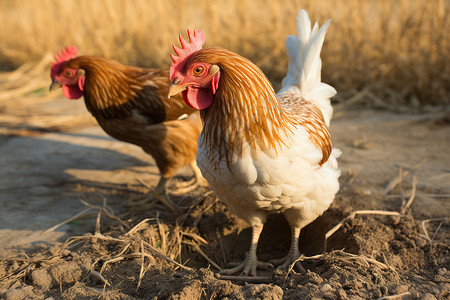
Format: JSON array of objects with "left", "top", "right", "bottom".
[{"left": 271, "top": 254, "right": 306, "bottom": 274}]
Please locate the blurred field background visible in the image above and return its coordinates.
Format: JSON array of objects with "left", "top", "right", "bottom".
[{"left": 0, "top": 0, "right": 449, "bottom": 108}]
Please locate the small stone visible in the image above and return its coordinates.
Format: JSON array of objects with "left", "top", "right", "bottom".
[
  {"left": 308, "top": 272, "right": 323, "bottom": 285},
  {"left": 414, "top": 237, "right": 427, "bottom": 248},
  {"left": 390, "top": 215, "right": 401, "bottom": 225},
  {"left": 31, "top": 269, "right": 53, "bottom": 291},
  {"left": 437, "top": 268, "right": 448, "bottom": 276},
  {"left": 320, "top": 283, "right": 333, "bottom": 293}
]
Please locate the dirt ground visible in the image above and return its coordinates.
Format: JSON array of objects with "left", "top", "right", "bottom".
[{"left": 0, "top": 92, "right": 449, "bottom": 299}]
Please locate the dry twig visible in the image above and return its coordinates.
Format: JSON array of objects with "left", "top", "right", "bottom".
[
  {"left": 400, "top": 176, "right": 418, "bottom": 214},
  {"left": 217, "top": 274, "right": 272, "bottom": 283},
  {"left": 99, "top": 257, "right": 125, "bottom": 275},
  {"left": 44, "top": 208, "right": 93, "bottom": 232},
  {"left": 384, "top": 160, "right": 426, "bottom": 195},
  {"left": 125, "top": 218, "right": 156, "bottom": 236},
  {"left": 289, "top": 250, "right": 395, "bottom": 277},
  {"left": 421, "top": 218, "right": 446, "bottom": 242},
  {"left": 136, "top": 240, "right": 146, "bottom": 292},
  {"left": 183, "top": 241, "right": 222, "bottom": 271},
  {"left": 89, "top": 270, "right": 110, "bottom": 286},
  {"left": 374, "top": 291, "right": 411, "bottom": 300}
]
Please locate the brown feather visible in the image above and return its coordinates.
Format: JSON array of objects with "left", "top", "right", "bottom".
[
  {"left": 63, "top": 56, "right": 195, "bottom": 122},
  {"left": 278, "top": 93, "right": 332, "bottom": 165},
  {"left": 187, "top": 47, "right": 331, "bottom": 165},
  {"left": 61, "top": 56, "right": 201, "bottom": 178}
]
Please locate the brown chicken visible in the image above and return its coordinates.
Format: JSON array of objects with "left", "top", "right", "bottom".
[{"left": 49, "top": 46, "right": 205, "bottom": 211}]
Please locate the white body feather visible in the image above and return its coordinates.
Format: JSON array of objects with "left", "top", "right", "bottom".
[
  {"left": 197, "top": 128, "right": 340, "bottom": 228},
  {"left": 197, "top": 10, "right": 340, "bottom": 231}
]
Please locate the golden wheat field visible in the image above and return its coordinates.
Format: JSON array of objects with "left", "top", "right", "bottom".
[{"left": 1, "top": 0, "right": 449, "bottom": 106}]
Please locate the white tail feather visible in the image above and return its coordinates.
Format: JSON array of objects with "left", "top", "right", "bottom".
[{"left": 278, "top": 10, "right": 336, "bottom": 125}]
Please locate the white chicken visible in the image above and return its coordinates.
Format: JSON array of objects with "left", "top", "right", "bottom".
[{"left": 168, "top": 10, "right": 340, "bottom": 276}]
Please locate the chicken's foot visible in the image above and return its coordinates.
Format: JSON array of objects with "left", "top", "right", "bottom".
[
  {"left": 219, "top": 224, "right": 273, "bottom": 276},
  {"left": 219, "top": 253, "right": 273, "bottom": 276},
  {"left": 168, "top": 161, "right": 208, "bottom": 194},
  {"left": 149, "top": 189, "right": 177, "bottom": 213},
  {"left": 129, "top": 177, "right": 177, "bottom": 212},
  {"left": 270, "top": 226, "right": 306, "bottom": 273}
]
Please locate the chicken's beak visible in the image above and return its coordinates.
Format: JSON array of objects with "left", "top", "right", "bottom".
[
  {"left": 49, "top": 79, "right": 62, "bottom": 92},
  {"left": 168, "top": 80, "right": 189, "bottom": 99}
]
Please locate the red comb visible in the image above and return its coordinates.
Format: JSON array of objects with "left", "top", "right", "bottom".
[
  {"left": 53, "top": 46, "right": 78, "bottom": 63},
  {"left": 169, "top": 30, "right": 205, "bottom": 79},
  {"left": 50, "top": 46, "right": 78, "bottom": 78}
]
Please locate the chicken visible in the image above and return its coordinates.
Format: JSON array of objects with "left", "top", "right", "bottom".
[
  {"left": 167, "top": 10, "right": 340, "bottom": 276},
  {"left": 49, "top": 46, "right": 205, "bottom": 212}
]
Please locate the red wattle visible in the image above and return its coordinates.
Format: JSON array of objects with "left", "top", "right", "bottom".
[
  {"left": 62, "top": 85, "right": 83, "bottom": 99},
  {"left": 182, "top": 86, "right": 213, "bottom": 110}
]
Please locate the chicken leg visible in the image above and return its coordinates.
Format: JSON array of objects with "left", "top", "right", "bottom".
[
  {"left": 149, "top": 177, "right": 177, "bottom": 212},
  {"left": 270, "top": 226, "right": 306, "bottom": 273},
  {"left": 219, "top": 224, "right": 273, "bottom": 276},
  {"left": 169, "top": 161, "right": 208, "bottom": 194},
  {"left": 129, "top": 176, "right": 177, "bottom": 212}
]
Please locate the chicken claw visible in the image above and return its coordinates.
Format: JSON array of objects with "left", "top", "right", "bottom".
[
  {"left": 168, "top": 161, "right": 208, "bottom": 194},
  {"left": 129, "top": 177, "right": 178, "bottom": 212},
  {"left": 149, "top": 189, "right": 177, "bottom": 213},
  {"left": 270, "top": 254, "right": 306, "bottom": 274},
  {"left": 220, "top": 252, "right": 273, "bottom": 276},
  {"left": 270, "top": 226, "right": 306, "bottom": 274},
  {"left": 220, "top": 224, "right": 273, "bottom": 276}
]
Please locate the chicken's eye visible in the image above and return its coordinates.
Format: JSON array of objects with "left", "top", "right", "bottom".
[
  {"left": 192, "top": 66, "right": 204, "bottom": 75},
  {"left": 65, "top": 70, "right": 73, "bottom": 77}
]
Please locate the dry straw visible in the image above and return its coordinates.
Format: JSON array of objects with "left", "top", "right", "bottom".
[
  {"left": 1, "top": 166, "right": 447, "bottom": 286},
  {"left": 1, "top": 0, "right": 448, "bottom": 107}
]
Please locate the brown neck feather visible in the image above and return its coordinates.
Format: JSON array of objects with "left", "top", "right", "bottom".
[
  {"left": 192, "top": 47, "right": 296, "bottom": 160},
  {"left": 66, "top": 56, "right": 151, "bottom": 119}
]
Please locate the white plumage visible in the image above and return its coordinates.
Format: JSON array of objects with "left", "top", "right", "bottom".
[
  {"left": 198, "top": 130, "right": 339, "bottom": 217},
  {"left": 168, "top": 9, "right": 340, "bottom": 276},
  {"left": 196, "top": 9, "right": 340, "bottom": 276},
  {"left": 278, "top": 9, "right": 337, "bottom": 126}
]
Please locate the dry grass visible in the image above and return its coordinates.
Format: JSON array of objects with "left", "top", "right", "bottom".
[
  {"left": 1, "top": 0, "right": 449, "bottom": 107},
  {"left": 0, "top": 192, "right": 215, "bottom": 290},
  {"left": 0, "top": 173, "right": 447, "bottom": 287}
]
